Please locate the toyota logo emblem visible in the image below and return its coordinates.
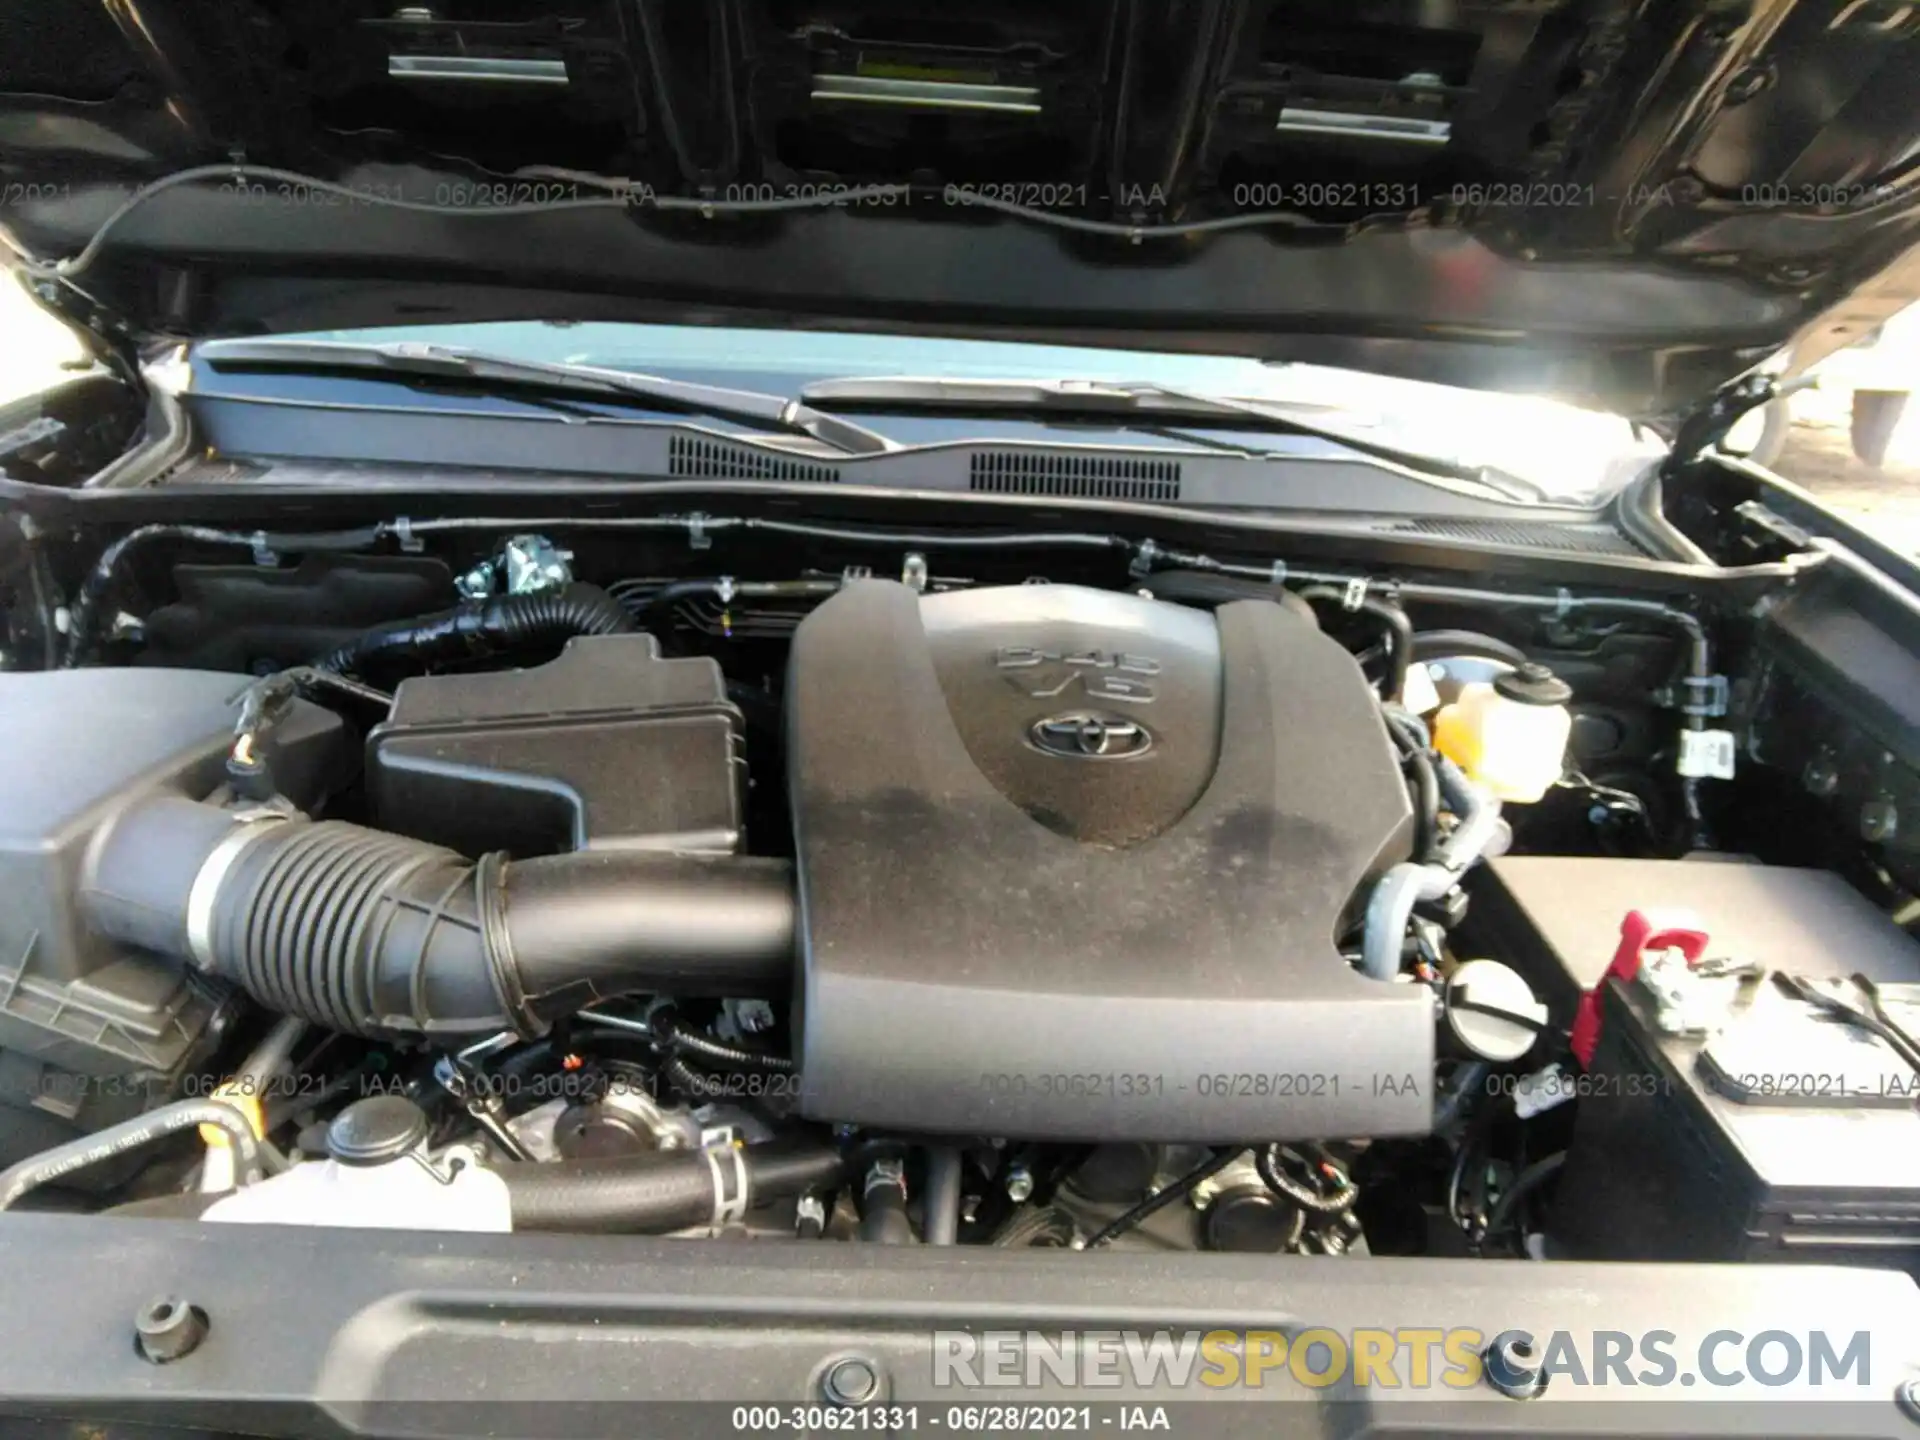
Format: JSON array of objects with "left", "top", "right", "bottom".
[{"left": 1028, "top": 712, "right": 1154, "bottom": 759}]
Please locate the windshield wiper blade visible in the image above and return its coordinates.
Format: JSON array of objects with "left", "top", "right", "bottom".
[
  {"left": 799, "top": 375, "right": 1548, "bottom": 501},
  {"left": 199, "top": 339, "right": 896, "bottom": 456}
]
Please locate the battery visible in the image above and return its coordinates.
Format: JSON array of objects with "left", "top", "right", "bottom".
[{"left": 1468, "top": 856, "right": 1920, "bottom": 1271}]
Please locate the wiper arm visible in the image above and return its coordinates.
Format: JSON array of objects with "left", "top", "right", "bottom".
[
  {"left": 799, "top": 375, "right": 1548, "bottom": 501},
  {"left": 199, "top": 339, "right": 895, "bottom": 457}
]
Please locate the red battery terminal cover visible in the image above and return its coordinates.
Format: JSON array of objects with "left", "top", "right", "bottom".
[{"left": 1569, "top": 909, "right": 1711, "bottom": 1068}]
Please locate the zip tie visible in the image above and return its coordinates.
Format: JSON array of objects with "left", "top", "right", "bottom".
[
  {"left": 250, "top": 531, "right": 276, "bottom": 567},
  {"left": 716, "top": 575, "right": 736, "bottom": 605},
  {"left": 1555, "top": 587, "right": 1574, "bottom": 621},
  {"left": 1129, "top": 537, "right": 1160, "bottom": 578},
  {"left": 686, "top": 513, "right": 711, "bottom": 551},
  {"left": 391, "top": 516, "right": 422, "bottom": 553},
  {"left": 1269, "top": 559, "right": 1289, "bottom": 587}
]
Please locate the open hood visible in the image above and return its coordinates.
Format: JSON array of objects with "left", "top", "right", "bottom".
[{"left": 3, "top": 0, "right": 1920, "bottom": 420}]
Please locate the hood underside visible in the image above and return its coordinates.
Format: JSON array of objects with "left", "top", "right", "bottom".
[{"left": 3, "top": 0, "right": 1920, "bottom": 418}]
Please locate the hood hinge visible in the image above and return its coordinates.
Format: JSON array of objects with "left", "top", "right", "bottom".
[{"left": 1662, "top": 370, "right": 1816, "bottom": 477}]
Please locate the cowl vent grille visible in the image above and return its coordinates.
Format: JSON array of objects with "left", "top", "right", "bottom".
[
  {"left": 970, "top": 451, "right": 1182, "bottom": 501},
  {"left": 667, "top": 434, "right": 837, "bottom": 484},
  {"left": 1376, "top": 517, "right": 1643, "bottom": 556}
]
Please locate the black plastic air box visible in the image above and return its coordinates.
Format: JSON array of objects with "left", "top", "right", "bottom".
[
  {"left": 0, "top": 668, "right": 344, "bottom": 1181},
  {"left": 368, "top": 635, "right": 745, "bottom": 858}
]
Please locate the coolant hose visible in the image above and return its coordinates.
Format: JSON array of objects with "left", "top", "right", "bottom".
[
  {"left": 0, "top": 1099, "right": 263, "bottom": 1210},
  {"left": 82, "top": 796, "right": 795, "bottom": 1037},
  {"left": 1360, "top": 756, "right": 1504, "bottom": 981},
  {"left": 314, "top": 583, "right": 635, "bottom": 679},
  {"left": 498, "top": 1137, "right": 844, "bottom": 1234},
  {"left": 924, "top": 1145, "right": 963, "bottom": 1246},
  {"left": 1300, "top": 585, "right": 1414, "bottom": 702}
]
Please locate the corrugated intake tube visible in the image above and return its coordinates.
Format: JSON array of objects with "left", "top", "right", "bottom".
[
  {"left": 314, "top": 583, "right": 635, "bottom": 678},
  {"left": 82, "top": 796, "right": 795, "bottom": 1037}
]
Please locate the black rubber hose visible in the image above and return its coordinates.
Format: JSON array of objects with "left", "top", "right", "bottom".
[
  {"left": 1382, "top": 709, "right": 1442, "bottom": 865},
  {"left": 859, "top": 1169, "right": 918, "bottom": 1245},
  {"left": 924, "top": 1145, "right": 963, "bottom": 1246},
  {"left": 0, "top": 1099, "right": 263, "bottom": 1210},
  {"left": 83, "top": 797, "right": 796, "bottom": 1038},
  {"left": 499, "top": 1137, "right": 844, "bottom": 1234},
  {"left": 1481, "top": 1151, "right": 1567, "bottom": 1250},
  {"left": 314, "top": 583, "right": 635, "bottom": 679},
  {"left": 1299, "top": 586, "right": 1414, "bottom": 701}
]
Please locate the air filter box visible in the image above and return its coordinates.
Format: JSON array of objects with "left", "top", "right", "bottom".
[{"left": 0, "top": 668, "right": 344, "bottom": 1182}]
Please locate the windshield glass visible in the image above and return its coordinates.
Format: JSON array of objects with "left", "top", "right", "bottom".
[{"left": 235, "top": 320, "right": 1664, "bottom": 505}]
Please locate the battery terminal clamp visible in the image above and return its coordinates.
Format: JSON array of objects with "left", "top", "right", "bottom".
[{"left": 1570, "top": 910, "right": 1710, "bottom": 1068}]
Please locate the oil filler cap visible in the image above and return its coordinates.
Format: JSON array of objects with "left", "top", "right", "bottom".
[
  {"left": 1444, "top": 959, "right": 1549, "bottom": 1064},
  {"left": 1493, "top": 662, "right": 1572, "bottom": 707},
  {"left": 327, "top": 1095, "right": 430, "bottom": 1166}
]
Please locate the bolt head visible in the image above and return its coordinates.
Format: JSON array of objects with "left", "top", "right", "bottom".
[
  {"left": 1483, "top": 1330, "right": 1547, "bottom": 1400},
  {"left": 1004, "top": 1165, "right": 1035, "bottom": 1203},
  {"left": 135, "top": 1297, "right": 208, "bottom": 1364},
  {"left": 1895, "top": 1378, "right": 1920, "bottom": 1424},
  {"left": 1804, "top": 757, "right": 1839, "bottom": 797},
  {"left": 822, "top": 1357, "right": 880, "bottom": 1407}
]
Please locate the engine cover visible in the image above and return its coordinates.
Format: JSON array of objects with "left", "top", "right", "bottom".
[{"left": 787, "top": 581, "right": 1431, "bottom": 1141}]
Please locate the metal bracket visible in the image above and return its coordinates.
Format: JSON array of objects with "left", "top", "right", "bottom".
[
  {"left": 0, "top": 415, "right": 64, "bottom": 463},
  {"left": 686, "top": 513, "right": 712, "bottom": 551},
  {"left": 391, "top": 516, "right": 424, "bottom": 553},
  {"left": 1268, "top": 559, "right": 1289, "bottom": 587},
  {"left": 703, "top": 1138, "right": 750, "bottom": 1234},
  {"left": 1342, "top": 577, "right": 1370, "bottom": 610},
  {"left": 1664, "top": 371, "right": 1815, "bottom": 474},
  {"left": 1129, "top": 538, "right": 1160, "bottom": 579},
  {"left": 1681, "top": 673, "right": 1731, "bottom": 719}
]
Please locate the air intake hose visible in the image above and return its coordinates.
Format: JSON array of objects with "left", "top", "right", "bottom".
[
  {"left": 315, "top": 583, "right": 635, "bottom": 679},
  {"left": 82, "top": 797, "right": 795, "bottom": 1037}
]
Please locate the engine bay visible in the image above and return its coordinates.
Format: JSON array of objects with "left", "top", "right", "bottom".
[{"left": 2, "top": 502, "right": 1919, "bottom": 1269}]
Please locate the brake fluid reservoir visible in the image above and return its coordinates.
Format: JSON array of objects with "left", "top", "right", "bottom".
[{"left": 1433, "top": 661, "right": 1572, "bottom": 803}]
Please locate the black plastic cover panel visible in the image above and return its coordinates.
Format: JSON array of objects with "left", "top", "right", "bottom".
[
  {"left": 788, "top": 581, "right": 1425, "bottom": 1140},
  {"left": 2, "top": 1211, "right": 1916, "bottom": 1434},
  {"left": 368, "top": 635, "right": 744, "bottom": 858}
]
